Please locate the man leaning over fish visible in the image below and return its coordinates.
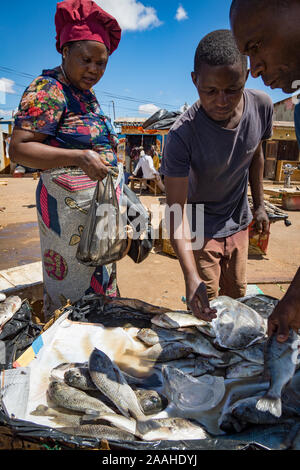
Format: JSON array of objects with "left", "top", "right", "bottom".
[
  {"left": 230, "top": 0, "right": 300, "bottom": 343},
  {"left": 161, "top": 29, "right": 272, "bottom": 321}
]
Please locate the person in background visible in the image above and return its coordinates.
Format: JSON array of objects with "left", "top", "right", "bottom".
[
  {"left": 9, "top": 0, "right": 122, "bottom": 319},
  {"left": 133, "top": 148, "right": 165, "bottom": 192},
  {"left": 150, "top": 144, "right": 161, "bottom": 171},
  {"left": 230, "top": 0, "right": 300, "bottom": 343},
  {"left": 161, "top": 30, "right": 272, "bottom": 321}
]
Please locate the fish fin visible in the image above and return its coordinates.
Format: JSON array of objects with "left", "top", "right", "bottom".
[
  {"left": 81, "top": 412, "right": 100, "bottom": 424},
  {"left": 31, "top": 405, "right": 51, "bottom": 416},
  {"left": 256, "top": 396, "right": 282, "bottom": 418},
  {"left": 84, "top": 409, "right": 100, "bottom": 416}
]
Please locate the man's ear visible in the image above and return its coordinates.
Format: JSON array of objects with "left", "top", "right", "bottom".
[{"left": 191, "top": 71, "right": 197, "bottom": 87}]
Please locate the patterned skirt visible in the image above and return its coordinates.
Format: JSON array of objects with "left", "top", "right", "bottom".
[{"left": 36, "top": 166, "right": 124, "bottom": 320}]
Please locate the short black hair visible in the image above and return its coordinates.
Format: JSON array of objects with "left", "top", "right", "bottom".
[{"left": 194, "top": 29, "right": 248, "bottom": 76}]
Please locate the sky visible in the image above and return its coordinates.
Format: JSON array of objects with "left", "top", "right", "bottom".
[{"left": 0, "top": 0, "right": 291, "bottom": 125}]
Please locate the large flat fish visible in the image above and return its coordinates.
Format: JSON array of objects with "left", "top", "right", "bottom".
[{"left": 88, "top": 348, "right": 145, "bottom": 420}]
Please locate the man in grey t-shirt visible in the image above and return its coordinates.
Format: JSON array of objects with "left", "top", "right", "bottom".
[{"left": 161, "top": 29, "right": 273, "bottom": 321}]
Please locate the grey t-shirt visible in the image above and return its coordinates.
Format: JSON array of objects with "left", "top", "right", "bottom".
[{"left": 161, "top": 89, "right": 273, "bottom": 238}]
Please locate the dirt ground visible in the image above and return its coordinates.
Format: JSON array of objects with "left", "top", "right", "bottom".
[{"left": 0, "top": 175, "right": 299, "bottom": 309}]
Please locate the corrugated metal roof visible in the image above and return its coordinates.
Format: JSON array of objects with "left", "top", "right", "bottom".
[{"left": 114, "top": 117, "right": 147, "bottom": 125}]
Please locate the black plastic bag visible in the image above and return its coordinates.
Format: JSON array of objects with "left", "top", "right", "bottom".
[
  {"left": 143, "top": 109, "right": 182, "bottom": 130},
  {"left": 123, "top": 184, "right": 153, "bottom": 264},
  {"left": 76, "top": 173, "right": 129, "bottom": 267},
  {"left": 0, "top": 300, "right": 42, "bottom": 370}
]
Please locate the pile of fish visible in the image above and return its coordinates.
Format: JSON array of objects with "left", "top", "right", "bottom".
[{"left": 30, "top": 295, "right": 300, "bottom": 448}]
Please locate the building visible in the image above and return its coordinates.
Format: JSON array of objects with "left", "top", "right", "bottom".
[
  {"left": 264, "top": 97, "right": 300, "bottom": 181},
  {"left": 0, "top": 119, "right": 14, "bottom": 174}
]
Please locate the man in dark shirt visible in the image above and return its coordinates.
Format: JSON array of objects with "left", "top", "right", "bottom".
[
  {"left": 161, "top": 29, "right": 272, "bottom": 321},
  {"left": 230, "top": 0, "right": 300, "bottom": 342}
]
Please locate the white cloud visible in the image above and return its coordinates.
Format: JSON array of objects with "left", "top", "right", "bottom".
[
  {"left": 0, "top": 78, "right": 16, "bottom": 94},
  {"left": 0, "top": 109, "right": 14, "bottom": 117},
  {"left": 175, "top": 5, "right": 188, "bottom": 21},
  {"left": 95, "top": 0, "right": 162, "bottom": 31},
  {"left": 139, "top": 103, "right": 160, "bottom": 115}
]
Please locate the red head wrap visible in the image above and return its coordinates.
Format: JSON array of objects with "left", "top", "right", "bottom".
[{"left": 55, "top": 0, "right": 121, "bottom": 55}]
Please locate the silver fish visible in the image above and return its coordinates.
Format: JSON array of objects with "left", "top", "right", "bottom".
[
  {"left": 60, "top": 424, "right": 137, "bottom": 441},
  {"left": 139, "top": 342, "right": 193, "bottom": 362},
  {"left": 151, "top": 311, "right": 210, "bottom": 329},
  {"left": 226, "top": 361, "right": 264, "bottom": 379},
  {"left": 47, "top": 381, "right": 116, "bottom": 416},
  {"left": 256, "top": 329, "right": 300, "bottom": 418},
  {"left": 31, "top": 405, "right": 84, "bottom": 427},
  {"left": 0, "top": 296, "right": 22, "bottom": 328},
  {"left": 51, "top": 362, "right": 88, "bottom": 382},
  {"left": 156, "top": 357, "right": 215, "bottom": 377},
  {"left": 134, "top": 389, "right": 167, "bottom": 415},
  {"left": 162, "top": 366, "right": 225, "bottom": 413},
  {"left": 137, "top": 327, "right": 187, "bottom": 346},
  {"left": 64, "top": 367, "right": 97, "bottom": 391},
  {"left": 234, "top": 342, "right": 265, "bottom": 365},
  {"left": 88, "top": 348, "right": 145, "bottom": 419},
  {"left": 136, "top": 417, "right": 209, "bottom": 441},
  {"left": 179, "top": 332, "right": 223, "bottom": 359}
]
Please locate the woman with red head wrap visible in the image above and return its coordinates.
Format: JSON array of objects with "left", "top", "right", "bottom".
[{"left": 10, "top": 0, "right": 123, "bottom": 319}]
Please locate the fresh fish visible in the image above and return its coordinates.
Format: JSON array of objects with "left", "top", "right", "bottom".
[
  {"left": 136, "top": 417, "right": 209, "bottom": 441},
  {"left": 151, "top": 311, "right": 210, "bottom": 329},
  {"left": 134, "top": 389, "right": 167, "bottom": 415},
  {"left": 137, "top": 327, "right": 187, "bottom": 346},
  {"left": 256, "top": 329, "right": 300, "bottom": 418},
  {"left": 220, "top": 395, "right": 295, "bottom": 433},
  {"left": 162, "top": 366, "right": 225, "bottom": 413},
  {"left": 51, "top": 362, "right": 88, "bottom": 382},
  {"left": 64, "top": 367, "right": 97, "bottom": 391},
  {"left": 0, "top": 296, "right": 22, "bottom": 328},
  {"left": 226, "top": 361, "right": 264, "bottom": 379},
  {"left": 59, "top": 424, "right": 137, "bottom": 441},
  {"left": 239, "top": 295, "right": 279, "bottom": 320},
  {"left": 234, "top": 342, "right": 265, "bottom": 365},
  {"left": 31, "top": 405, "right": 84, "bottom": 427},
  {"left": 138, "top": 342, "right": 193, "bottom": 362},
  {"left": 88, "top": 348, "right": 145, "bottom": 419},
  {"left": 178, "top": 332, "right": 223, "bottom": 359},
  {"left": 156, "top": 357, "right": 215, "bottom": 377},
  {"left": 47, "top": 381, "right": 116, "bottom": 416},
  {"left": 85, "top": 413, "right": 137, "bottom": 435},
  {"left": 210, "top": 296, "right": 267, "bottom": 350}
]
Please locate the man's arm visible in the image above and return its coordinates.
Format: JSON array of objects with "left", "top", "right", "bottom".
[
  {"left": 268, "top": 268, "right": 300, "bottom": 342},
  {"left": 132, "top": 159, "right": 141, "bottom": 176},
  {"left": 164, "top": 176, "right": 217, "bottom": 321},
  {"left": 249, "top": 142, "right": 269, "bottom": 234}
]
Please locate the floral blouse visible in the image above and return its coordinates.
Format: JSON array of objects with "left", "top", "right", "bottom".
[{"left": 14, "top": 67, "right": 118, "bottom": 166}]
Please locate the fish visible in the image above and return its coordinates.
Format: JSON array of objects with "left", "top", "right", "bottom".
[
  {"left": 256, "top": 329, "right": 300, "bottom": 418},
  {"left": 136, "top": 417, "right": 209, "bottom": 441},
  {"left": 31, "top": 405, "right": 84, "bottom": 427},
  {"left": 64, "top": 367, "right": 97, "bottom": 391},
  {"left": 151, "top": 311, "right": 210, "bottom": 329},
  {"left": 51, "top": 362, "right": 88, "bottom": 382},
  {"left": 210, "top": 296, "right": 267, "bottom": 350},
  {"left": 59, "top": 424, "right": 137, "bottom": 441},
  {"left": 239, "top": 295, "right": 279, "bottom": 320},
  {"left": 178, "top": 332, "right": 223, "bottom": 359},
  {"left": 0, "top": 296, "right": 22, "bottom": 328},
  {"left": 81, "top": 413, "right": 137, "bottom": 436},
  {"left": 234, "top": 342, "right": 265, "bottom": 365},
  {"left": 162, "top": 365, "right": 225, "bottom": 413},
  {"left": 138, "top": 342, "right": 193, "bottom": 362},
  {"left": 136, "top": 327, "right": 187, "bottom": 346},
  {"left": 47, "top": 381, "right": 116, "bottom": 416},
  {"left": 134, "top": 389, "right": 168, "bottom": 415},
  {"left": 226, "top": 361, "right": 264, "bottom": 379},
  {"left": 88, "top": 348, "right": 145, "bottom": 419},
  {"left": 156, "top": 357, "right": 216, "bottom": 377},
  {"left": 220, "top": 395, "right": 295, "bottom": 433}
]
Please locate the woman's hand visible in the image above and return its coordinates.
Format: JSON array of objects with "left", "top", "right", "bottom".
[{"left": 78, "top": 149, "right": 111, "bottom": 180}]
